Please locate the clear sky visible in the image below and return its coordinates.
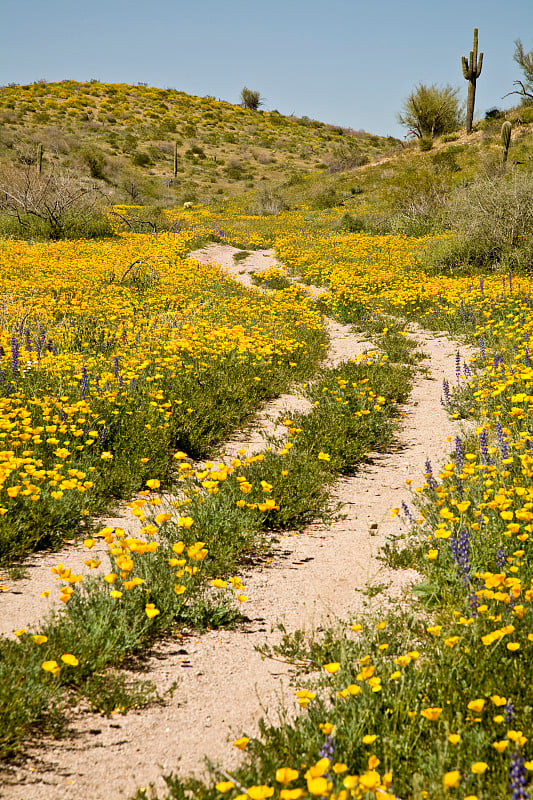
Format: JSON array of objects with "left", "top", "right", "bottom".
[{"left": 2, "top": 0, "right": 533, "bottom": 137}]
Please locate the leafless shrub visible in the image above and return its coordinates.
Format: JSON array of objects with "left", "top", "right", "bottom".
[{"left": 0, "top": 162, "right": 106, "bottom": 239}]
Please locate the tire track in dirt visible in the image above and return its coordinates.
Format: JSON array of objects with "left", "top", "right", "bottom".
[
  {"left": 0, "top": 247, "right": 372, "bottom": 637},
  {"left": 1, "top": 246, "right": 473, "bottom": 800}
]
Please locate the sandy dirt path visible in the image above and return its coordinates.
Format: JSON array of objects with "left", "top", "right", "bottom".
[{"left": 1, "top": 246, "right": 472, "bottom": 799}]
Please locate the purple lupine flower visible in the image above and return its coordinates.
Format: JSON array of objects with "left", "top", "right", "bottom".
[
  {"left": 525, "top": 346, "right": 530, "bottom": 367},
  {"left": 496, "top": 547, "right": 507, "bottom": 570},
  {"left": 468, "top": 590, "right": 480, "bottom": 616},
  {"left": 508, "top": 272, "right": 513, "bottom": 294},
  {"left": 81, "top": 366, "right": 89, "bottom": 398},
  {"left": 505, "top": 701, "right": 516, "bottom": 724},
  {"left": 509, "top": 750, "right": 530, "bottom": 800},
  {"left": 455, "top": 436, "right": 464, "bottom": 473},
  {"left": 463, "top": 360, "right": 471, "bottom": 378},
  {"left": 10, "top": 335, "right": 19, "bottom": 377},
  {"left": 442, "top": 378, "right": 450, "bottom": 405},
  {"left": 455, "top": 352, "right": 461, "bottom": 381},
  {"left": 401, "top": 501, "right": 416, "bottom": 526},
  {"left": 99, "top": 427, "right": 108, "bottom": 446},
  {"left": 424, "top": 459, "right": 437, "bottom": 490},
  {"left": 319, "top": 736, "right": 335, "bottom": 762},
  {"left": 479, "top": 278, "right": 484, "bottom": 297},
  {"left": 479, "top": 336, "right": 486, "bottom": 362},
  {"left": 25, "top": 329, "right": 31, "bottom": 351},
  {"left": 113, "top": 356, "right": 119, "bottom": 379},
  {"left": 496, "top": 421, "right": 509, "bottom": 459},
  {"left": 451, "top": 528, "right": 472, "bottom": 588},
  {"left": 460, "top": 299, "right": 466, "bottom": 320},
  {"left": 5, "top": 382, "right": 11, "bottom": 395},
  {"left": 129, "top": 378, "right": 136, "bottom": 391},
  {"left": 479, "top": 429, "right": 491, "bottom": 466}
]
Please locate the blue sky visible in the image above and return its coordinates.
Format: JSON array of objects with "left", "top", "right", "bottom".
[{"left": 2, "top": 0, "right": 533, "bottom": 137}]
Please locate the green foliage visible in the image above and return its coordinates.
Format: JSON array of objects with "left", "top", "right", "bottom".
[
  {"left": 80, "top": 146, "right": 107, "bottom": 179},
  {"left": 132, "top": 151, "right": 152, "bottom": 167},
  {"left": 436, "top": 171, "right": 533, "bottom": 271},
  {"left": 511, "top": 39, "right": 533, "bottom": 102},
  {"left": 384, "top": 164, "right": 450, "bottom": 225},
  {"left": 240, "top": 87, "right": 263, "bottom": 111},
  {"left": 397, "top": 83, "right": 464, "bottom": 140}
]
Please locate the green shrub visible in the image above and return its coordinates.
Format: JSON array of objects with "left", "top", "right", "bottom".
[
  {"left": 440, "top": 170, "right": 533, "bottom": 270},
  {"left": 80, "top": 147, "right": 107, "bottom": 179},
  {"left": 131, "top": 151, "right": 152, "bottom": 167},
  {"left": 308, "top": 185, "right": 338, "bottom": 209},
  {"left": 397, "top": 83, "right": 464, "bottom": 140},
  {"left": 253, "top": 186, "right": 289, "bottom": 215},
  {"left": 240, "top": 87, "right": 263, "bottom": 111}
]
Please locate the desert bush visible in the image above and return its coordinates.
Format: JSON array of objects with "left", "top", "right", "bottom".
[
  {"left": 427, "top": 170, "right": 533, "bottom": 271},
  {"left": 509, "top": 38, "right": 533, "bottom": 103},
  {"left": 131, "top": 151, "right": 152, "bottom": 167},
  {"left": 398, "top": 83, "right": 464, "bottom": 139},
  {"left": 253, "top": 185, "right": 289, "bottom": 215},
  {"left": 0, "top": 162, "right": 112, "bottom": 240},
  {"left": 240, "top": 87, "right": 263, "bottom": 111},
  {"left": 308, "top": 184, "right": 338, "bottom": 209},
  {"left": 80, "top": 146, "right": 107, "bottom": 180},
  {"left": 385, "top": 165, "right": 450, "bottom": 220},
  {"left": 333, "top": 212, "right": 367, "bottom": 233}
]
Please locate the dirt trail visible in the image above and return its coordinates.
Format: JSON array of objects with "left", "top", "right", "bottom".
[{"left": 1, "top": 246, "right": 472, "bottom": 800}]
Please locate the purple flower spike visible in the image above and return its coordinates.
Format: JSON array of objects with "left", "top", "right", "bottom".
[
  {"left": 509, "top": 750, "right": 529, "bottom": 800},
  {"left": 10, "top": 335, "right": 19, "bottom": 378}
]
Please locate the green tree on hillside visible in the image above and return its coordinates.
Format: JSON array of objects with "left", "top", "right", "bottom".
[
  {"left": 397, "top": 83, "right": 464, "bottom": 140},
  {"left": 509, "top": 39, "right": 533, "bottom": 101},
  {"left": 240, "top": 87, "right": 263, "bottom": 110}
]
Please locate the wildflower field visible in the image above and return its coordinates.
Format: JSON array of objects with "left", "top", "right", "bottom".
[
  {"left": 133, "top": 214, "right": 531, "bottom": 800},
  {"left": 1, "top": 206, "right": 533, "bottom": 800}
]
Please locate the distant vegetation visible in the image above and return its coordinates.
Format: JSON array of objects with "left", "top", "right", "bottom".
[{"left": 0, "top": 79, "right": 396, "bottom": 228}]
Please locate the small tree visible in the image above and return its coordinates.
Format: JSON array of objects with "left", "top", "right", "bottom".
[
  {"left": 240, "top": 87, "right": 263, "bottom": 110},
  {"left": 397, "top": 83, "right": 464, "bottom": 140},
  {"left": 0, "top": 162, "right": 105, "bottom": 239},
  {"left": 507, "top": 39, "right": 533, "bottom": 102}
]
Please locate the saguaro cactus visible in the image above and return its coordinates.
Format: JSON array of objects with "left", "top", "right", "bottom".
[
  {"left": 501, "top": 121, "right": 512, "bottom": 165},
  {"left": 462, "top": 27, "right": 483, "bottom": 134},
  {"left": 37, "top": 143, "right": 44, "bottom": 173}
]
